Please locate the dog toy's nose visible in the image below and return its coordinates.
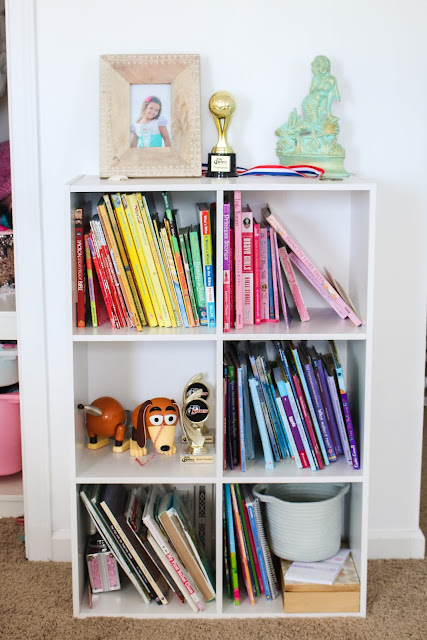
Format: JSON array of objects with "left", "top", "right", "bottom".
[{"left": 160, "top": 445, "right": 170, "bottom": 452}]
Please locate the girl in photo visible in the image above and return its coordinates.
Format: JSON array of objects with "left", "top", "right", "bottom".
[{"left": 130, "top": 96, "right": 171, "bottom": 148}]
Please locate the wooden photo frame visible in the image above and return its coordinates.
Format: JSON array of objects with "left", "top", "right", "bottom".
[{"left": 100, "top": 54, "right": 201, "bottom": 178}]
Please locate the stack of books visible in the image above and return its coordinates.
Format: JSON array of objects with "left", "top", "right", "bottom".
[
  {"left": 223, "top": 340, "right": 359, "bottom": 472},
  {"left": 223, "top": 192, "right": 362, "bottom": 331},
  {"left": 80, "top": 484, "right": 216, "bottom": 611},
  {"left": 223, "top": 483, "right": 280, "bottom": 605},
  {"left": 74, "top": 193, "right": 216, "bottom": 330}
]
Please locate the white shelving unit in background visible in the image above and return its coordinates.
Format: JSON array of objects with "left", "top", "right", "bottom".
[{"left": 65, "top": 175, "right": 375, "bottom": 619}]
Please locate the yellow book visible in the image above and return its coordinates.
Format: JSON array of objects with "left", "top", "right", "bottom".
[
  {"left": 131, "top": 193, "right": 173, "bottom": 328},
  {"left": 110, "top": 193, "right": 158, "bottom": 327},
  {"left": 152, "top": 217, "right": 182, "bottom": 327},
  {"left": 103, "top": 195, "right": 147, "bottom": 326},
  {"left": 97, "top": 203, "right": 143, "bottom": 332},
  {"left": 124, "top": 194, "right": 165, "bottom": 327},
  {"left": 137, "top": 193, "right": 176, "bottom": 328},
  {"left": 160, "top": 225, "right": 188, "bottom": 327}
]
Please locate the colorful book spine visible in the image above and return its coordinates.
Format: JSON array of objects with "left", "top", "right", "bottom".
[
  {"left": 198, "top": 204, "right": 216, "bottom": 328},
  {"left": 302, "top": 356, "right": 337, "bottom": 462},
  {"left": 329, "top": 341, "right": 360, "bottom": 469},
  {"left": 229, "top": 228, "right": 235, "bottom": 329},
  {"left": 235, "top": 484, "right": 260, "bottom": 596},
  {"left": 178, "top": 230, "right": 200, "bottom": 326},
  {"left": 237, "top": 365, "right": 246, "bottom": 472},
  {"left": 184, "top": 229, "right": 206, "bottom": 326},
  {"left": 161, "top": 225, "right": 188, "bottom": 328},
  {"left": 277, "top": 246, "right": 310, "bottom": 322},
  {"left": 253, "top": 223, "right": 261, "bottom": 325},
  {"left": 242, "top": 206, "right": 254, "bottom": 325},
  {"left": 138, "top": 194, "right": 176, "bottom": 327},
  {"left": 248, "top": 377, "right": 274, "bottom": 470},
  {"left": 224, "top": 484, "right": 240, "bottom": 605},
  {"left": 97, "top": 203, "right": 142, "bottom": 331},
  {"left": 275, "top": 396, "right": 302, "bottom": 468},
  {"left": 267, "top": 234, "right": 275, "bottom": 321},
  {"left": 272, "top": 232, "right": 290, "bottom": 329},
  {"left": 289, "top": 252, "right": 347, "bottom": 319},
  {"left": 314, "top": 353, "right": 343, "bottom": 455},
  {"left": 111, "top": 193, "right": 157, "bottom": 327},
  {"left": 87, "top": 234, "right": 116, "bottom": 329},
  {"left": 260, "top": 227, "right": 269, "bottom": 322},
  {"left": 230, "top": 484, "right": 255, "bottom": 605},
  {"left": 273, "top": 367, "right": 309, "bottom": 468},
  {"left": 103, "top": 195, "right": 147, "bottom": 327},
  {"left": 233, "top": 191, "right": 243, "bottom": 329},
  {"left": 269, "top": 228, "right": 279, "bottom": 322},
  {"left": 90, "top": 222, "right": 123, "bottom": 328},
  {"left": 189, "top": 228, "right": 207, "bottom": 326},
  {"left": 324, "top": 359, "right": 352, "bottom": 465},
  {"left": 84, "top": 234, "right": 97, "bottom": 327},
  {"left": 152, "top": 216, "right": 182, "bottom": 327},
  {"left": 223, "top": 202, "right": 231, "bottom": 332},
  {"left": 242, "top": 485, "right": 271, "bottom": 600},
  {"left": 74, "top": 208, "right": 85, "bottom": 328},
  {"left": 162, "top": 193, "right": 195, "bottom": 327},
  {"left": 263, "top": 205, "right": 362, "bottom": 326},
  {"left": 292, "top": 346, "right": 330, "bottom": 467}
]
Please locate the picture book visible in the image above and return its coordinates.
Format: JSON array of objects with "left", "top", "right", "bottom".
[
  {"left": 188, "top": 226, "right": 208, "bottom": 326},
  {"left": 259, "top": 227, "right": 269, "bottom": 322},
  {"left": 230, "top": 484, "right": 255, "bottom": 605},
  {"left": 233, "top": 191, "right": 243, "bottom": 329},
  {"left": 223, "top": 200, "right": 231, "bottom": 331},
  {"left": 197, "top": 202, "right": 216, "bottom": 328},
  {"left": 277, "top": 246, "right": 309, "bottom": 322},
  {"left": 224, "top": 484, "right": 240, "bottom": 604},
  {"left": 74, "top": 207, "right": 85, "bottom": 328},
  {"left": 241, "top": 205, "right": 254, "bottom": 325},
  {"left": 253, "top": 222, "right": 261, "bottom": 325}
]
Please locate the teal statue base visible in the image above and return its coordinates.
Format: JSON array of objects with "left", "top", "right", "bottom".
[{"left": 278, "top": 153, "right": 349, "bottom": 180}]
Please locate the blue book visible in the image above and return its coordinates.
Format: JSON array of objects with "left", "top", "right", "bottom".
[
  {"left": 291, "top": 345, "right": 330, "bottom": 466},
  {"left": 248, "top": 377, "right": 274, "bottom": 469},
  {"left": 248, "top": 354, "right": 281, "bottom": 462}
]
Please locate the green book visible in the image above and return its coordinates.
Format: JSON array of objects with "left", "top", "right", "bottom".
[
  {"left": 178, "top": 227, "right": 199, "bottom": 325},
  {"left": 189, "top": 226, "right": 208, "bottom": 326}
]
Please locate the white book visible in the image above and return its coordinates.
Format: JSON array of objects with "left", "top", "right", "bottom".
[{"left": 285, "top": 548, "right": 351, "bottom": 585}]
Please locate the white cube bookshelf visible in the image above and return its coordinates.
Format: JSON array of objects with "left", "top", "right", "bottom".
[{"left": 65, "top": 175, "right": 375, "bottom": 619}]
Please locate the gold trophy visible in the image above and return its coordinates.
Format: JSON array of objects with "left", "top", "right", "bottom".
[
  {"left": 180, "top": 374, "right": 214, "bottom": 464},
  {"left": 206, "top": 91, "right": 238, "bottom": 178}
]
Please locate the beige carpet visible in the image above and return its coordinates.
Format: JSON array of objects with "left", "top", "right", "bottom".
[{"left": 1, "top": 412, "right": 426, "bottom": 639}]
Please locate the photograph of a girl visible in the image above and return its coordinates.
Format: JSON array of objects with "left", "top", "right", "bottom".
[{"left": 130, "top": 85, "right": 171, "bottom": 148}]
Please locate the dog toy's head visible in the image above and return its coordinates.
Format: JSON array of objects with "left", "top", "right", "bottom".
[{"left": 131, "top": 397, "right": 179, "bottom": 453}]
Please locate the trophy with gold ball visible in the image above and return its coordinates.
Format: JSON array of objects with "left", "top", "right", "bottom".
[{"left": 206, "top": 91, "right": 238, "bottom": 178}]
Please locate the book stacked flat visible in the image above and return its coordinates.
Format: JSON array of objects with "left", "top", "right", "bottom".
[
  {"left": 223, "top": 483, "right": 280, "bottom": 605},
  {"left": 74, "top": 194, "right": 216, "bottom": 331},
  {"left": 223, "top": 340, "right": 359, "bottom": 472},
  {"left": 222, "top": 193, "right": 362, "bottom": 332},
  {"left": 80, "top": 483, "right": 215, "bottom": 611}
]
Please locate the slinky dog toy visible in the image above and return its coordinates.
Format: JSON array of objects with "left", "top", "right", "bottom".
[{"left": 130, "top": 397, "right": 180, "bottom": 459}]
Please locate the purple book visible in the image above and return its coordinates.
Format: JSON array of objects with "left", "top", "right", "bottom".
[
  {"left": 299, "top": 345, "right": 337, "bottom": 462},
  {"left": 273, "top": 367, "right": 310, "bottom": 469},
  {"left": 312, "top": 352, "right": 343, "bottom": 455},
  {"left": 322, "top": 353, "right": 352, "bottom": 466}
]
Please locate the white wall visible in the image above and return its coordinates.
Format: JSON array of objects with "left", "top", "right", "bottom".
[{"left": 15, "top": 0, "right": 427, "bottom": 558}]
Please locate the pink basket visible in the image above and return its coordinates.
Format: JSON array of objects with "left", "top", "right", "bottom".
[{"left": 0, "top": 392, "right": 21, "bottom": 475}]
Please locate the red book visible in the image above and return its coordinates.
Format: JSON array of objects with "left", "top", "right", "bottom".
[
  {"left": 88, "top": 231, "right": 118, "bottom": 329},
  {"left": 90, "top": 222, "right": 123, "bottom": 328},
  {"left": 74, "top": 208, "right": 85, "bottom": 327}
]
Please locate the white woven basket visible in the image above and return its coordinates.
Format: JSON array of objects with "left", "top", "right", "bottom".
[{"left": 252, "top": 483, "right": 350, "bottom": 562}]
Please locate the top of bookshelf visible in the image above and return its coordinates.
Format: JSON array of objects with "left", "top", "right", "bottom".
[{"left": 68, "top": 174, "right": 376, "bottom": 193}]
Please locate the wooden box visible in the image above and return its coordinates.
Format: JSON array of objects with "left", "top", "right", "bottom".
[{"left": 280, "top": 554, "right": 360, "bottom": 614}]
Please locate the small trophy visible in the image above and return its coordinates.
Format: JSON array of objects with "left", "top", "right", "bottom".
[
  {"left": 180, "top": 374, "right": 214, "bottom": 463},
  {"left": 206, "top": 91, "right": 238, "bottom": 178}
]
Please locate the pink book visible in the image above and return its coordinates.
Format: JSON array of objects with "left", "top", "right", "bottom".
[
  {"left": 272, "top": 232, "right": 290, "bottom": 329},
  {"left": 269, "top": 228, "right": 279, "bottom": 322},
  {"left": 289, "top": 252, "right": 347, "bottom": 319},
  {"left": 253, "top": 223, "right": 261, "bottom": 325},
  {"left": 260, "top": 227, "right": 269, "bottom": 322},
  {"left": 229, "top": 228, "right": 235, "bottom": 329},
  {"left": 278, "top": 246, "right": 310, "bottom": 322},
  {"left": 234, "top": 191, "right": 243, "bottom": 329},
  {"left": 262, "top": 205, "right": 362, "bottom": 327},
  {"left": 223, "top": 201, "right": 231, "bottom": 332},
  {"left": 242, "top": 205, "right": 254, "bottom": 325}
]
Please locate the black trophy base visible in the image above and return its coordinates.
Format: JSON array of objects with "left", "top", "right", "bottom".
[{"left": 206, "top": 153, "right": 238, "bottom": 178}]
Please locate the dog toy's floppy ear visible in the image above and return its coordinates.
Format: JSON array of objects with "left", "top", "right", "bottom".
[{"left": 135, "top": 400, "right": 152, "bottom": 448}]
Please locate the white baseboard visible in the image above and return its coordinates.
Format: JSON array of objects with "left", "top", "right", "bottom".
[
  {"left": 0, "top": 496, "right": 24, "bottom": 518},
  {"left": 51, "top": 529, "right": 72, "bottom": 562},
  {"left": 368, "top": 527, "right": 425, "bottom": 559},
  {"left": 51, "top": 527, "right": 426, "bottom": 562}
]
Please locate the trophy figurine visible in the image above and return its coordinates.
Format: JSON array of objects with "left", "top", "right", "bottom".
[{"left": 206, "top": 91, "right": 238, "bottom": 178}]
